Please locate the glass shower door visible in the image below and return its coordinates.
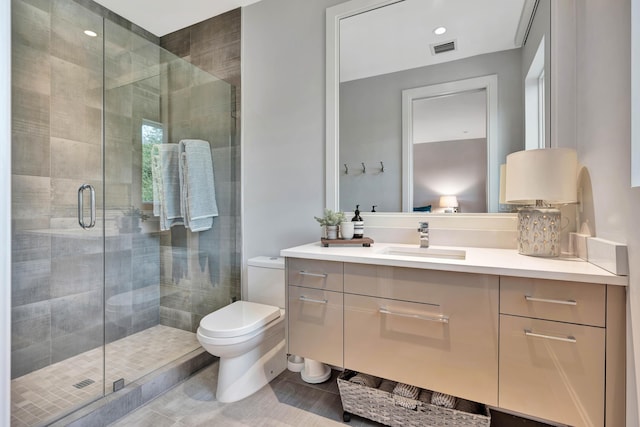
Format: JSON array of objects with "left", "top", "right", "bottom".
[{"left": 10, "top": 0, "right": 106, "bottom": 425}]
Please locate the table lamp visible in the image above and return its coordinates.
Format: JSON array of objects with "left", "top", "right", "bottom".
[
  {"left": 505, "top": 148, "right": 578, "bottom": 257},
  {"left": 439, "top": 195, "right": 458, "bottom": 213}
]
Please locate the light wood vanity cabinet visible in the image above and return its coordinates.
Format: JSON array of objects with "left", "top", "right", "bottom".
[
  {"left": 498, "top": 277, "right": 625, "bottom": 427},
  {"left": 343, "top": 264, "right": 499, "bottom": 406},
  {"left": 286, "top": 258, "right": 343, "bottom": 367},
  {"left": 285, "top": 258, "right": 625, "bottom": 427},
  {"left": 500, "top": 276, "right": 606, "bottom": 327}
]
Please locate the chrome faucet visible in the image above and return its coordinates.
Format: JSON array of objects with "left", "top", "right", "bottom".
[{"left": 418, "top": 221, "right": 429, "bottom": 248}]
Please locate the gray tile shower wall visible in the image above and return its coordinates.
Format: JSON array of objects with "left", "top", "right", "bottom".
[
  {"left": 159, "top": 10, "right": 242, "bottom": 332},
  {"left": 11, "top": 0, "right": 96, "bottom": 378},
  {"left": 10, "top": 0, "right": 163, "bottom": 378},
  {"left": 11, "top": 0, "right": 241, "bottom": 379}
]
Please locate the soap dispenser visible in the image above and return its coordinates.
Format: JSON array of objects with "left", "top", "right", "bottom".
[{"left": 352, "top": 205, "right": 364, "bottom": 238}]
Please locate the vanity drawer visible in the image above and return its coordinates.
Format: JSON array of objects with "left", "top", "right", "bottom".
[
  {"left": 287, "top": 285, "right": 343, "bottom": 367},
  {"left": 500, "top": 276, "right": 606, "bottom": 327},
  {"left": 287, "top": 258, "right": 343, "bottom": 292},
  {"left": 344, "top": 292, "right": 498, "bottom": 406},
  {"left": 499, "top": 314, "right": 605, "bottom": 427},
  {"left": 344, "top": 263, "right": 498, "bottom": 305}
]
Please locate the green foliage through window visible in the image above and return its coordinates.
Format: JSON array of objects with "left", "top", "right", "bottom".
[{"left": 142, "top": 120, "right": 163, "bottom": 203}]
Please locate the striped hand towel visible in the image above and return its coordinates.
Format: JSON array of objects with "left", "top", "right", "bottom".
[{"left": 349, "top": 373, "right": 382, "bottom": 388}]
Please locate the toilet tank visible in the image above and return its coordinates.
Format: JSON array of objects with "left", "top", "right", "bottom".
[{"left": 247, "top": 256, "right": 285, "bottom": 308}]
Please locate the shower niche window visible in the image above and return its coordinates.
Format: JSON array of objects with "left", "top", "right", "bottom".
[
  {"left": 141, "top": 119, "right": 164, "bottom": 203},
  {"left": 10, "top": 1, "right": 239, "bottom": 425}
]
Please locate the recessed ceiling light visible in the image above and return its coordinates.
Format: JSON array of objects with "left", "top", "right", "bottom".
[
  {"left": 433, "top": 26, "right": 447, "bottom": 35},
  {"left": 84, "top": 30, "right": 98, "bottom": 37}
]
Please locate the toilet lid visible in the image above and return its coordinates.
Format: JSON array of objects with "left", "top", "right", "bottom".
[{"left": 199, "top": 301, "right": 281, "bottom": 338}]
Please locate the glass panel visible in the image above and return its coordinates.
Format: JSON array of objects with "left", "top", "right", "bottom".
[
  {"left": 11, "top": 0, "right": 238, "bottom": 422},
  {"left": 103, "top": 19, "right": 236, "bottom": 395},
  {"left": 10, "top": 0, "right": 105, "bottom": 424}
]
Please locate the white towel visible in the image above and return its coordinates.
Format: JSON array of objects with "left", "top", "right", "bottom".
[
  {"left": 392, "top": 383, "right": 420, "bottom": 410},
  {"left": 151, "top": 144, "right": 184, "bottom": 231},
  {"left": 178, "top": 139, "right": 218, "bottom": 232},
  {"left": 349, "top": 373, "right": 382, "bottom": 388},
  {"left": 431, "top": 391, "right": 457, "bottom": 409},
  {"left": 392, "top": 382, "right": 420, "bottom": 399}
]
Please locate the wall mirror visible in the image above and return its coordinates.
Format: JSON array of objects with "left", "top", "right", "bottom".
[{"left": 326, "top": 0, "right": 552, "bottom": 213}]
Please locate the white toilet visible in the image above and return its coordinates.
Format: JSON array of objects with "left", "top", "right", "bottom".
[{"left": 196, "top": 256, "right": 287, "bottom": 403}]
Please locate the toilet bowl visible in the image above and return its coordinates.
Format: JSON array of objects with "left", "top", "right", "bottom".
[{"left": 197, "top": 256, "right": 287, "bottom": 403}]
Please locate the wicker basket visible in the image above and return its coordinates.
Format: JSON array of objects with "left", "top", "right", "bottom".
[{"left": 337, "top": 371, "right": 491, "bottom": 427}]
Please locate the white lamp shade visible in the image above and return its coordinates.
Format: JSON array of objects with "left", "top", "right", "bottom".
[
  {"left": 505, "top": 148, "right": 578, "bottom": 204},
  {"left": 499, "top": 164, "right": 506, "bottom": 204},
  {"left": 439, "top": 195, "right": 458, "bottom": 208}
]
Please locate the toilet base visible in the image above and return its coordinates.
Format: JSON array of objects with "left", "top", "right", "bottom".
[{"left": 215, "top": 333, "right": 287, "bottom": 403}]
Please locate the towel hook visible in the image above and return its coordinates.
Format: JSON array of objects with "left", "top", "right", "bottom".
[
  {"left": 361, "top": 162, "right": 366, "bottom": 174},
  {"left": 380, "top": 161, "right": 384, "bottom": 173},
  {"left": 344, "top": 164, "right": 349, "bottom": 175}
]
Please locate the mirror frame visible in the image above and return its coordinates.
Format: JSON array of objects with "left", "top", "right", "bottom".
[{"left": 326, "top": 0, "right": 558, "bottom": 214}]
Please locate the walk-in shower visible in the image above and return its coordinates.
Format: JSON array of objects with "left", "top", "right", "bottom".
[{"left": 10, "top": 1, "right": 239, "bottom": 425}]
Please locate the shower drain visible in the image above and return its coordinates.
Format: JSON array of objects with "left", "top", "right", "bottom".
[{"left": 72, "top": 379, "right": 95, "bottom": 389}]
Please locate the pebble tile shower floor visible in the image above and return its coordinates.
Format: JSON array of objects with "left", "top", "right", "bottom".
[{"left": 10, "top": 325, "right": 199, "bottom": 427}]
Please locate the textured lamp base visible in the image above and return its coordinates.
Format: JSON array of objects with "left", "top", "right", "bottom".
[{"left": 516, "top": 207, "right": 561, "bottom": 257}]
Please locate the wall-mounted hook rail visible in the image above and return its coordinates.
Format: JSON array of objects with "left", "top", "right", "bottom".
[
  {"left": 380, "top": 161, "right": 384, "bottom": 172},
  {"left": 344, "top": 164, "right": 349, "bottom": 175},
  {"left": 361, "top": 162, "right": 366, "bottom": 174}
]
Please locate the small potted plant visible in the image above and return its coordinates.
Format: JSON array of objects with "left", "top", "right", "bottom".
[
  {"left": 118, "top": 206, "right": 150, "bottom": 233},
  {"left": 314, "top": 208, "right": 346, "bottom": 240}
]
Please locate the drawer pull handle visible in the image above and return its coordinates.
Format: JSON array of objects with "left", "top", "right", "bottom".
[
  {"left": 379, "top": 308, "right": 449, "bottom": 324},
  {"left": 299, "top": 271, "right": 328, "bottom": 278},
  {"left": 524, "top": 296, "right": 577, "bottom": 306},
  {"left": 524, "top": 329, "right": 577, "bottom": 343},
  {"left": 299, "top": 295, "right": 328, "bottom": 304}
]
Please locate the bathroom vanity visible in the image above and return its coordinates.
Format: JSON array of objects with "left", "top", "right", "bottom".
[{"left": 281, "top": 242, "right": 627, "bottom": 427}]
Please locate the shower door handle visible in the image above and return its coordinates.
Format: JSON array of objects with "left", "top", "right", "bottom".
[{"left": 77, "top": 184, "right": 96, "bottom": 229}]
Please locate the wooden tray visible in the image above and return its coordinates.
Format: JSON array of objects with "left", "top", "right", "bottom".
[{"left": 321, "top": 237, "right": 374, "bottom": 247}]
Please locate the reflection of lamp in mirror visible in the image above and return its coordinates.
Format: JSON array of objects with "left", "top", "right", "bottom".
[
  {"left": 505, "top": 148, "right": 578, "bottom": 257},
  {"left": 439, "top": 195, "right": 459, "bottom": 213}
]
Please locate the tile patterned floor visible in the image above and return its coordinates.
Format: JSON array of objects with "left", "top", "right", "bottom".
[
  {"left": 107, "top": 364, "right": 554, "bottom": 427},
  {"left": 11, "top": 325, "right": 199, "bottom": 427}
]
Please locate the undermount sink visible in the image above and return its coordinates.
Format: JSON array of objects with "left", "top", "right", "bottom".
[{"left": 379, "top": 246, "right": 467, "bottom": 260}]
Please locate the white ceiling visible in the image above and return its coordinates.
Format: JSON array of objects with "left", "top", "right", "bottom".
[
  {"left": 92, "top": 0, "right": 263, "bottom": 36},
  {"left": 413, "top": 90, "right": 487, "bottom": 144},
  {"left": 340, "top": 0, "right": 528, "bottom": 82}
]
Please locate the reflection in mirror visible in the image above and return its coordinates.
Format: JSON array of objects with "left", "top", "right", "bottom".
[
  {"left": 331, "top": 0, "right": 551, "bottom": 213},
  {"left": 402, "top": 75, "right": 497, "bottom": 212},
  {"left": 412, "top": 91, "right": 487, "bottom": 213}
]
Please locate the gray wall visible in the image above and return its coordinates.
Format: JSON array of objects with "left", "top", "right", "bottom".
[
  {"left": 242, "top": 0, "right": 347, "bottom": 297},
  {"left": 244, "top": 0, "right": 640, "bottom": 422},
  {"left": 339, "top": 48, "right": 523, "bottom": 212},
  {"left": 572, "top": 0, "right": 639, "bottom": 423},
  {"left": 412, "top": 139, "right": 487, "bottom": 213}
]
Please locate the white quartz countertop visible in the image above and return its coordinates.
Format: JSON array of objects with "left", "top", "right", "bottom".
[{"left": 280, "top": 242, "right": 628, "bottom": 286}]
